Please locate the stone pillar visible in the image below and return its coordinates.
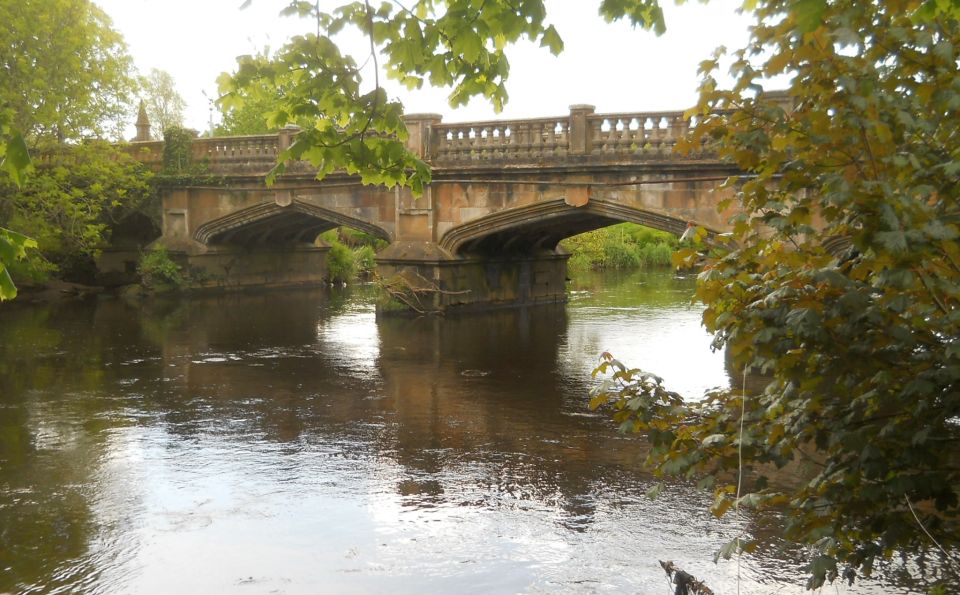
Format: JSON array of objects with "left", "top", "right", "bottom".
[
  {"left": 402, "top": 113, "right": 443, "bottom": 160},
  {"left": 568, "top": 104, "right": 595, "bottom": 155},
  {"left": 278, "top": 124, "right": 300, "bottom": 152},
  {"left": 134, "top": 101, "right": 151, "bottom": 142}
]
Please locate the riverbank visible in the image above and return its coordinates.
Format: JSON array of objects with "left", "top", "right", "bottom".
[{"left": 560, "top": 223, "right": 677, "bottom": 271}]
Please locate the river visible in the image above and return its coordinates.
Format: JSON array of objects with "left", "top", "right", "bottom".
[{"left": 0, "top": 270, "right": 926, "bottom": 593}]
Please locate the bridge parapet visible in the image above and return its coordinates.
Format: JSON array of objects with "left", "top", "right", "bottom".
[
  {"left": 121, "top": 128, "right": 300, "bottom": 174},
  {"left": 121, "top": 105, "right": 714, "bottom": 175},
  {"left": 429, "top": 106, "right": 702, "bottom": 165}
]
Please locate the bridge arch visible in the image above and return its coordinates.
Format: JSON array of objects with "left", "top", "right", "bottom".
[
  {"left": 194, "top": 199, "right": 391, "bottom": 246},
  {"left": 439, "top": 198, "right": 697, "bottom": 256}
]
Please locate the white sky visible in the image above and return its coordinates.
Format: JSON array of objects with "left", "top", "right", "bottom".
[{"left": 94, "top": 0, "right": 753, "bottom": 134}]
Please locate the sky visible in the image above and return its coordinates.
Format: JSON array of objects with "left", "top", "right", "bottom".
[{"left": 94, "top": 0, "right": 754, "bottom": 135}]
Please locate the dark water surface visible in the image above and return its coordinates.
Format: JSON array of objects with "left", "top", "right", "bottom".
[{"left": 0, "top": 270, "right": 924, "bottom": 593}]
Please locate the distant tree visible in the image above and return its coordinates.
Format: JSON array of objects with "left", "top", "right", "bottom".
[
  {"left": 0, "top": 0, "right": 138, "bottom": 143},
  {"left": 216, "top": 49, "right": 286, "bottom": 136},
  {"left": 140, "top": 68, "right": 187, "bottom": 135}
]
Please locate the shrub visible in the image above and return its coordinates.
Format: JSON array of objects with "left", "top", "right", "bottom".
[
  {"left": 353, "top": 244, "right": 376, "bottom": 277},
  {"left": 601, "top": 237, "right": 641, "bottom": 269},
  {"left": 326, "top": 241, "right": 354, "bottom": 283},
  {"left": 561, "top": 223, "right": 678, "bottom": 271},
  {"left": 138, "top": 246, "right": 183, "bottom": 289}
]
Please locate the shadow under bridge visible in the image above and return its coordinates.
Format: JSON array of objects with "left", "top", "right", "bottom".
[{"left": 193, "top": 199, "right": 390, "bottom": 247}]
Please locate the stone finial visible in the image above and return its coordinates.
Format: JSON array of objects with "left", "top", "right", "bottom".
[{"left": 134, "top": 101, "right": 151, "bottom": 142}]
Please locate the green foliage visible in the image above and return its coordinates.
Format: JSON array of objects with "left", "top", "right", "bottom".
[
  {"left": 0, "top": 141, "right": 155, "bottom": 283},
  {"left": 562, "top": 223, "right": 677, "bottom": 271},
  {"left": 0, "top": 109, "right": 32, "bottom": 187},
  {"left": 326, "top": 241, "right": 356, "bottom": 283},
  {"left": 353, "top": 244, "right": 377, "bottom": 277},
  {"left": 140, "top": 69, "right": 187, "bottom": 135},
  {"left": 319, "top": 227, "right": 383, "bottom": 282},
  {"left": 0, "top": 228, "right": 38, "bottom": 301},
  {"left": 137, "top": 246, "right": 184, "bottom": 290},
  {"left": 222, "top": 1, "right": 664, "bottom": 193},
  {"left": 215, "top": 48, "right": 297, "bottom": 136},
  {"left": 161, "top": 127, "right": 199, "bottom": 174},
  {"left": 596, "top": 0, "right": 960, "bottom": 590},
  {"left": 598, "top": 0, "right": 666, "bottom": 34},
  {"left": 0, "top": 0, "right": 138, "bottom": 142},
  {"left": 338, "top": 226, "right": 389, "bottom": 251}
]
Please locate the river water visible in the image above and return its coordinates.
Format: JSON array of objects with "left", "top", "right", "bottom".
[{"left": 0, "top": 270, "right": 925, "bottom": 594}]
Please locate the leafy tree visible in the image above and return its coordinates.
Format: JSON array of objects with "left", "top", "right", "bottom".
[
  {"left": 216, "top": 49, "right": 290, "bottom": 136},
  {"left": 592, "top": 0, "right": 960, "bottom": 590},
  {"left": 0, "top": 0, "right": 138, "bottom": 143},
  {"left": 0, "top": 142, "right": 155, "bottom": 284},
  {"left": 140, "top": 68, "right": 187, "bottom": 135}
]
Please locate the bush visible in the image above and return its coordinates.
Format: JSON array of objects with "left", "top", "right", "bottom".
[
  {"left": 601, "top": 237, "right": 641, "bottom": 269},
  {"left": 0, "top": 141, "right": 155, "bottom": 284},
  {"left": 635, "top": 242, "right": 673, "bottom": 267},
  {"left": 138, "top": 246, "right": 183, "bottom": 289},
  {"left": 326, "top": 241, "right": 354, "bottom": 283},
  {"left": 353, "top": 244, "right": 376, "bottom": 277},
  {"left": 561, "top": 223, "right": 678, "bottom": 271}
]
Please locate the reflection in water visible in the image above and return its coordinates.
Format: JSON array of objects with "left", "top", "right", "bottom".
[{"left": 0, "top": 272, "right": 926, "bottom": 594}]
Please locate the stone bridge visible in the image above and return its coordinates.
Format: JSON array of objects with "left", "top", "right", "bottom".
[{"left": 127, "top": 104, "right": 742, "bottom": 312}]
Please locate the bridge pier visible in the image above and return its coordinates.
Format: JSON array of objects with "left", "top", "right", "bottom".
[
  {"left": 376, "top": 241, "right": 569, "bottom": 314},
  {"left": 159, "top": 244, "right": 331, "bottom": 290}
]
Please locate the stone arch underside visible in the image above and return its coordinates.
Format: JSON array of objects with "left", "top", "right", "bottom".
[
  {"left": 193, "top": 199, "right": 390, "bottom": 246},
  {"left": 439, "top": 199, "right": 694, "bottom": 257}
]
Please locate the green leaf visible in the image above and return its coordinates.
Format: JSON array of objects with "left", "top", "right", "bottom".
[
  {"left": 539, "top": 25, "right": 564, "bottom": 55},
  {"left": 793, "top": 0, "right": 827, "bottom": 33},
  {"left": 1, "top": 130, "right": 30, "bottom": 187},
  {"left": 0, "top": 265, "right": 17, "bottom": 300}
]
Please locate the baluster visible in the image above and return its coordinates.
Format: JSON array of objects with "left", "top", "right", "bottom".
[
  {"left": 478, "top": 126, "right": 489, "bottom": 160},
  {"left": 615, "top": 118, "right": 630, "bottom": 154},
  {"left": 502, "top": 126, "right": 513, "bottom": 158},
  {"left": 528, "top": 122, "right": 541, "bottom": 158},
  {"left": 560, "top": 121, "right": 570, "bottom": 156},
  {"left": 543, "top": 121, "right": 559, "bottom": 155},
  {"left": 600, "top": 118, "right": 613, "bottom": 153},
  {"left": 459, "top": 128, "right": 470, "bottom": 162},
  {"left": 439, "top": 130, "right": 452, "bottom": 161},
  {"left": 494, "top": 126, "right": 506, "bottom": 160},
  {"left": 658, "top": 116, "right": 671, "bottom": 156},
  {"left": 626, "top": 118, "right": 641, "bottom": 155}
]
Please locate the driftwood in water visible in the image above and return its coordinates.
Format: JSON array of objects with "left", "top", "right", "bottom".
[
  {"left": 377, "top": 271, "right": 470, "bottom": 314},
  {"left": 659, "top": 560, "right": 715, "bottom": 595}
]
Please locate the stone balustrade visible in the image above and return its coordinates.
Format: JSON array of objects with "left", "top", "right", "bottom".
[
  {"left": 121, "top": 105, "right": 714, "bottom": 174},
  {"left": 191, "top": 134, "right": 280, "bottom": 168},
  {"left": 587, "top": 111, "right": 691, "bottom": 158},
  {"left": 432, "top": 116, "right": 572, "bottom": 162}
]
